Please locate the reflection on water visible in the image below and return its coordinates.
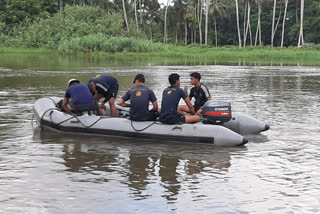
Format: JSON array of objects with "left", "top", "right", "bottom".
[
  {"left": 0, "top": 62, "right": 319, "bottom": 213},
  {"left": 1, "top": 53, "right": 320, "bottom": 71},
  {"left": 37, "top": 130, "right": 235, "bottom": 203}
]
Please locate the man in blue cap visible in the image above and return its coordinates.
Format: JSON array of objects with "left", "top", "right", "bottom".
[{"left": 88, "top": 75, "right": 119, "bottom": 117}]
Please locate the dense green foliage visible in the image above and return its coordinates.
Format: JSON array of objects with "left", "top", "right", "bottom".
[
  {"left": 0, "top": 0, "right": 319, "bottom": 53},
  {"left": 0, "top": 5, "right": 166, "bottom": 53},
  {"left": 58, "top": 34, "right": 167, "bottom": 53}
]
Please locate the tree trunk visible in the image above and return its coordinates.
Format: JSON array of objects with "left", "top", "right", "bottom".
[
  {"left": 134, "top": 0, "right": 139, "bottom": 31},
  {"left": 196, "top": 1, "right": 199, "bottom": 44},
  {"left": 191, "top": 27, "right": 194, "bottom": 44},
  {"left": 243, "top": 1, "right": 247, "bottom": 46},
  {"left": 164, "top": 0, "right": 169, "bottom": 43},
  {"left": 185, "top": 19, "right": 188, "bottom": 46},
  {"left": 281, "top": 0, "right": 288, "bottom": 47},
  {"left": 151, "top": 20, "right": 153, "bottom": 41},
  {"left": 139, "top": 0, "right": 143, "bottom": 24},
  {"left": 248, "top": 18, "right": 252, "bottom": 46},
  {"left": 255, "top": 1, "right": 262, "bottom": 46},
  {"left": 122, "top": 0, "right": 129, "bottom": 31},
  {"left": 298, "top": 0, "right": 304, "bottom": 47},
  {"left": 295, "top": 0, "right": 299, "bottom": 23},
  {"left": 59, "top": 0, "right": 63, "bottom": 13},
  {"left": 244, "top": 2, "right": 251, "bottom": 47},
  {"left": 176, "top": 24, "right": 178, "bottom": 43},
  {"left": 214, "top": 17, "right": 217, "bottom": 47},
  {"left": 271, "top": 0, "right": 277, "bottom": 47},
  {"left": 274, "top": 6, "right": 282, "bottom": 35},
  {"left": 198, "top": 0, "right": 203, "bottom": 44},
  {"left": 194, "top": 6, "right": 197, "bottom": 43},
  {"left": 235, "top": 0, "right": 242, "bottom": 47},
  {"left": 205, "top": 0, "right": 209, "bottom": 45}
]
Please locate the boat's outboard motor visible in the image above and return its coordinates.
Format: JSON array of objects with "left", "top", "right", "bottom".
[{"left": 202, "top": 100, "right": 232, "bottom": 125}]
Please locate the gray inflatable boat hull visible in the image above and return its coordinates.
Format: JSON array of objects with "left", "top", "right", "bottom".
[
  {"left": 33, "top": 97, "right": 248, "bottom": 146},
  {"left": 113, "top": 103, "right": 270, "bottom": 135}
]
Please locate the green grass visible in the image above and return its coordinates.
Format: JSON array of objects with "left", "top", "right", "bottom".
[
  {"left": 0, "top": 47, "right": 55, "bottom": 54},
  {"left": 153, "top": 45, "right": 320, "bottom": 58},
  {"left": 1, "top": 45, "right": 320, "bottom": 66}
]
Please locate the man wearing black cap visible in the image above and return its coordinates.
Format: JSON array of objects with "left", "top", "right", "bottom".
[
  {"left": 62, "top": 79, "right": 102, "bottom": 115},
  {"left": 88, "top": 75, "right": 119, "bottom": 117},
  {"left": 118, "top": 74, "right": 159, "bottom": 121}
]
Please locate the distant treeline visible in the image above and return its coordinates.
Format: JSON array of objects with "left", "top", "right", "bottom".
[{"left": 0, "top": 0, "right": 319, "bottom": 52}]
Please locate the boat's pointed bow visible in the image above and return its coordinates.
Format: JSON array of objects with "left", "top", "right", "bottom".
[
  {"left": 241, "top": 138, "right": 248, "bottom": 145},
  {"left": 264, "top": 125, "right": 270, "bottom": 131}
]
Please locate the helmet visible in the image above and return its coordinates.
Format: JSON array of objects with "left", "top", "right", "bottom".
[{"left": 68, "top": 79, "right": 80, "bottom": 87}]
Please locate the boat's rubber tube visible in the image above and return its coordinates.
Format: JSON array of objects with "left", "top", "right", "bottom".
[
  {"left": 33, "top": 97, "right": 248, "bottom": 147},
  {"left": 111, "top": 105, "right": 269, "bottom": 135},
  {"left": 223, "top": 113, "right": 269, "bottom": 135}
]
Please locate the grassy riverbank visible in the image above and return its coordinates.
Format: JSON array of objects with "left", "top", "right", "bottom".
[
  {"left": 161, "top": 45, "right": 320, "bottom": 58},
  {"left": 1, "top": 45, "right": 320, "bottom": 66}
]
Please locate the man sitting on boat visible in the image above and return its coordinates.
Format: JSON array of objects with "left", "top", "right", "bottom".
[
  {"left": 178, "top": 72, "right": 212, "bottom": 115},
  {"left": 62, "top": 79, "right": 102, "bottom": 115},
  {"left": 88, "top": 75, "right": 119, "bottom": 117},
  {"left": 159, "top": 73, "right": 200, "bottom": 124},
  {"left": 118, "top": 74, "right": 159, "bottom": 121}
]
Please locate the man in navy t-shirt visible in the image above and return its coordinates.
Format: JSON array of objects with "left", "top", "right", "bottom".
[
  {"left": 88, "top": 75, "right": 119, "bottom": 117},
  {"left": 62, "top": 79, "right": 101, "bottom": 115},
  {"left": 118, "top": 74, "right": 159, "bottom": 121},
  {"left": 178, "top": 72, "right": 212, "bottom": 115},
  {"left": 159, "top": 73, "right": 200, "bottom": 124}
]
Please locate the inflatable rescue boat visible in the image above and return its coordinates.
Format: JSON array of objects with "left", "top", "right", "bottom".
[{"left": 33, "top": 97, "right": 269, "bottom": 146}]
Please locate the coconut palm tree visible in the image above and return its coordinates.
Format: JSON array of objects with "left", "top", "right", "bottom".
[
  {"left": 243, "top": 0, "right": 254, "bottom": 47},
  {"left": 271, "top": 0, "right": 277, "bottom": 47},
  {"left": 254, "top": 0, "right": 262, "bottom": 46},
  {"left": 59, "top": 0, "right": 63, "bottom": 13},
  {"left": 139, "top": 0, "right": 143, "bottom": 24},
  {"left": 205, "top": 0, "right": 209, "bottom": 45},
  {"left": 164, "top": 0, "right": 170, "bottom": 43},
  {"left": 235, "top": 0, "right": 242, "bottom": 47},
  {"left": 184, "top": 12, "right": 193, "bottom": 45},
  {"left": 297, "top": 0, "right": 304, "bottom": 47},
  {"left": 242, "top": 0, "right": 247, "bottom": 45},
  {"left": 209, "top": 0, "right": 225, "bottom": 47},
  {"left": 280, "top": 0, "right": 288, "bottom": 47},
  {"left": 122, "top": 0, "right": 129, "bottom": 31},
  {"left": 270, "top": 0, "right": 284, "bottom": 47},
  {"left": 197, "top": 0, "right": 203, "bottom": 44},
  {"left": 134, "top": 0, "right": 139, "bottom": 30}
]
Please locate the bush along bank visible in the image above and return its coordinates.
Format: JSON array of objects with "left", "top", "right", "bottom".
[{"left": 0, "top": 5, "right": 166, "bottom": 54}]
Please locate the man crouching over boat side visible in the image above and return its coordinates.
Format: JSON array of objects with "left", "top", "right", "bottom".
[
  {"left": 159, "top": 73, "right": 200, "bottom": 124},
  {"left": 62, "top": 79, "right": 102, "bottom": 116},
  {"left": 88, "top": 75, "right": 119, "bottom": 117},
  {"left": 118, "top": 74, "right": 159, "bottom": 121}
]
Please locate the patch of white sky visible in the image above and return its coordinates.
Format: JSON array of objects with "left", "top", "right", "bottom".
[{"left": 158, "top": 0, "right": 174, "bottom": 7}]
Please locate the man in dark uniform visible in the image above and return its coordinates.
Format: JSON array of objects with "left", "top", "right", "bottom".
[
  {"left": 88, "top": 75, "right": 119, "bottom": 117},
  {"left": 159, "top": 73, "right": 200, "bottom": 124},
  {"left": 118, "top": 74, "right": 159, "bottom": 121},
  {"left": 62, "top": 79, "right": 102, "bottom": 115},
  {"left": 178, "top": 72, "right": 211, "bottom": 115}
]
